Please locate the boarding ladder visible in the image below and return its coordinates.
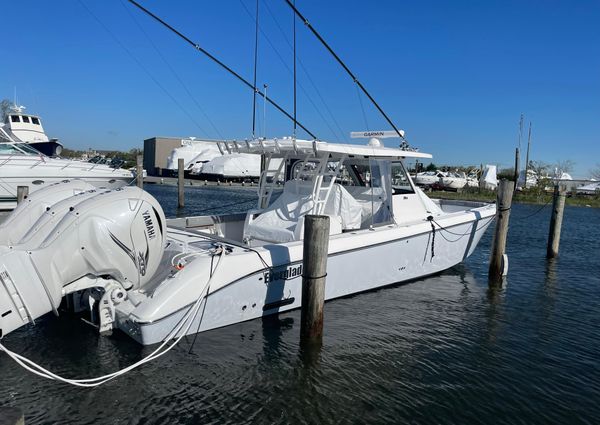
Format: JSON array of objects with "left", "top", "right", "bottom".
[
  {"left": 257, "top": 153, "right": 286, "bottom": 209},
  {"left": 309, "top": 156, "right": 345, "bottom": 215}
]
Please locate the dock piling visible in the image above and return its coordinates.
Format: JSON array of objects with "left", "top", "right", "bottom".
[
  {"left": 136, "top": 154, "right": 143, "bottom": 189},
  {"left": 0, "top": 406, "right": 24, "bottom": 425},
  {"left": 513, "top": 148, "right": 520, "bottom": 190},
  {"left": 301, "top": 215, "right": 330, "bottom": 341},
  {"left": 177, "top": 158, "right": 185, "bottom": 208},
  {"left": 489, "top": 179, "right": 514, "bottom": 282},
  {"left": 16, "top": 186, "right": 28, "bottom": 205},
  {"left": 547, "top": 184, "right": 566, "bottom": 258}
]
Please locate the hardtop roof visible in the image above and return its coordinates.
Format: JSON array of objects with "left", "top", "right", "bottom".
[{"left": 216, "top": 137, "right": 432, "bottom": 160}]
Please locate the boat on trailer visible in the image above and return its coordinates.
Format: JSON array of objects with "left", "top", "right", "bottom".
[{"left": 0, "top": 134, "right": 495, "bottom": 345}]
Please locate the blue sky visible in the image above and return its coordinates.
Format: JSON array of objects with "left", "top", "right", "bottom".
[{"left": 1, "top": 0, "right": 598, "bottom": 177}]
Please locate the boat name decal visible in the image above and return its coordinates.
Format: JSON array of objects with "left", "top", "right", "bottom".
[{"left": 264, "top": 264, "right": 303, "bottom": 283}]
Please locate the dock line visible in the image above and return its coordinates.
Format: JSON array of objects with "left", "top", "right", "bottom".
[{"left": 0, "top": 248, "right": 225, "bottom": 387}]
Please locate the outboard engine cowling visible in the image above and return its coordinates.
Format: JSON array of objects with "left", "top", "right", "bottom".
[
  {"left": 0, "top": 187, "right": 166, "bottom": 338},
  {"left": 0, "top": 179, "right": 96, "bottom": 246}
]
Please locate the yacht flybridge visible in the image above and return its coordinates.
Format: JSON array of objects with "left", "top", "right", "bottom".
[
  {"left": 0, "top": 134, "right": 496, "bottom": 345},
  {"left": 0, "top": 99, "right": 133, "bottom": 210},
  {"left": 0, "top": 104, "right": 63, "bottom": 156}
]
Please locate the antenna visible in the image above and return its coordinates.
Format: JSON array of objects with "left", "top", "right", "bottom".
[
  {"left": 251, "top": 0, "right": 260, "bottom": 139},
  {"left": 518, "top": 113, "right": 524, "bottom": 151},
  {"left": 284, "top": 0, "right": 406, "bottom": 144},
  {"left": 127, "top": 0, "right": 317, "bottom": 139},
  {"left": 263, "top": 83, "right": 268, "bottom": 139},
  {"left": 524, "top": 121, "right": 532, "bottom": 188}
]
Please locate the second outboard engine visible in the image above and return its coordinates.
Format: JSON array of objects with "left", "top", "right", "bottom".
[
  {"left": 0, "top": 179, "right": 96, "bottom": 246},
  {"left": 0, "top": 186, "right": 166, "bottom": 338}
]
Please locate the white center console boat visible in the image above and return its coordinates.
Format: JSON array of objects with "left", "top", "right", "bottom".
[{"left": 0, "top": 134, "right": 496, "bottom": 345}]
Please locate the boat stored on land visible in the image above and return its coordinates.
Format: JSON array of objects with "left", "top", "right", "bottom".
[{"left": 0, "top": 136, "right": 495, "bottom": 345}]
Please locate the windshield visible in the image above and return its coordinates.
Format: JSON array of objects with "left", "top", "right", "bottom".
[{"left": 0, "top": 142, "right": 42, "bottom": 156}]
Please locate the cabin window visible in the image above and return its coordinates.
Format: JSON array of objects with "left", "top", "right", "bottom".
[
  {"left": 21, "top": 116, "right": 30, "bottom": 124},
  {"left": 0, "top": 144, "right": 21, "bottom": 154},
  {"left": 290, "top": 159, "right": 339, "bottom": 184},
  {"left": 391, "top": 161, "right": 415, "bottom": 194},
  {"left": 10, "top": 115, "right": 20, "bottom": 123},
  {"left": 31, "top": 117, "right": 40, "bottom": 125}
]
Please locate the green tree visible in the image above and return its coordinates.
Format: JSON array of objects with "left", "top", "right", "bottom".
[{"left": 0, "top": 99, "right": 12, "bottom": 121}]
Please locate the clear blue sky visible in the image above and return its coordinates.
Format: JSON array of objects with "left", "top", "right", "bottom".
[{"left": 1, "top": 0, "right": 598, "bottom": 177}]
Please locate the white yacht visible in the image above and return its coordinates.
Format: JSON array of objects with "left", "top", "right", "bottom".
[
  {"left": 440, "top": 171, "right": 468, "bottom": 190},
  {"left": 0, "top": 141, "right": 134, "bottom": 210},
  {"left": 414, "top": 170, "right": 446, "bottom": 187},
  {"left": 0, "top": 135, "right": 496, "bottom": 345},
  {"left": 0, "top": 104, "right": 63, "bottom": 156}
]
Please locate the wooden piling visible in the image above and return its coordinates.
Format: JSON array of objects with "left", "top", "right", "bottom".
[
  {"left": 513, "top": 147, "right": 520, "bottom": 190},
  {"left": 16, "top": 186, "right": 28, "bottom": 205},
  {"left": 547, "top": 184, "right": 566, "bottom": 258},
  {"left": 177, "top": 158, "right": 184, "bottom": 208},
  {"left": 136, "top": 154, "right": 143, "bottom": 189},
  {"left": 489, "top": 179, "right": 514, "bottom": 282},
  {"left": 0, "top": 406, "right": 24, "bottom": 425},
  {"left": 301, "top": 215, "right": 330, "bottom": 340}
]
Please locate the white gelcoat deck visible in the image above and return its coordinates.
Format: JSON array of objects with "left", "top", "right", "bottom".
[{"left": 117, "top": 201, "right": 495, "bottom": 345}]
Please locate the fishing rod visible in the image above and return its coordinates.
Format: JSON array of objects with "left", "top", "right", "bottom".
[
  {"left": 126, "top": 0, "right": 317, "bottom": 139},
  {"left": 283, "top": 0, "right": 406, "bottom": 143}
]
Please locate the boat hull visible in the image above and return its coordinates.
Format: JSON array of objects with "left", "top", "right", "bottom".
[
  {"left": 119, "top": 205, "right": 494, "bottom": 345},
  {"left": 0, "top": 175, "right": 132, "bottom": 210}
]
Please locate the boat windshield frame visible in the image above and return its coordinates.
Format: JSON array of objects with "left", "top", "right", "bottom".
[{"left": 0, "top": 142, "right": 44, "bottom": 156}]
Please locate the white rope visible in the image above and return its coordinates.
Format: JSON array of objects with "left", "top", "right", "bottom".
[{"left": 0, "top": 250, "right": 225, "bottom": 387}]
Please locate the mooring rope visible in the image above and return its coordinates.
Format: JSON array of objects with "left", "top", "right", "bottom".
[
  {"left": 427, "top": 215, "right": 495, "bottom": 245},
  {"left": 510, "top": 198, "right": 553, "bottom": 220},
  {"left": 427, "top": 216, "right": 435, "bottom": 260},
  {"left": 0, "top": 249, "right": 225, "bottom": 387}
]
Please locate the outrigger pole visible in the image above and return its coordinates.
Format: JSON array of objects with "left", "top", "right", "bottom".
[
  {"left": 283, "top": 0, "right": 406, "bottom": 143},
  {"left": 251, "top": 0, "right": 259, "bottom": 138},
  {"left": 127, "top": 0, "right": 317, "bottom": 139}
]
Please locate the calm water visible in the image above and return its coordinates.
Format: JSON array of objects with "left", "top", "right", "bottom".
[{"left": 1, "top": 185, "right": 599, "bottom": 424}]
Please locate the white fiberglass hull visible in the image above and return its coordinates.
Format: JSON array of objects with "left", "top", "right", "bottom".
[
  {"left": 441, "top": 177, "right": 467, "bottom": 190},
  {"left": 0, "top": 156, "right": 133, "bottom": 209},
  {"left": 117, "top": 202, "right": 495, "bottom": 345}
]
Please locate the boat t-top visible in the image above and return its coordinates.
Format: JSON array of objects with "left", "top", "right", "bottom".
[{"left": 0, "top": 132, "right": 496, "bottom": 345}]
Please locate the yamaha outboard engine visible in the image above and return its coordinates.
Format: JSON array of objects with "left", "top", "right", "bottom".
[
  {"left": 0, "top": 179, "right": 96, "bottom": 246},
  {"left": 0, "top": 186, "right": 166, "bottom": 338}
]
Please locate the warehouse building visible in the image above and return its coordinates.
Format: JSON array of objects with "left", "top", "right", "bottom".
[{"left": 143, "top": 136, "right": 183, "bottom": 176}]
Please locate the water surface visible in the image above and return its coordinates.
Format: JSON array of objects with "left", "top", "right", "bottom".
[{"left": 1, "top": 185, "right": 598, "bottom": 424}]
